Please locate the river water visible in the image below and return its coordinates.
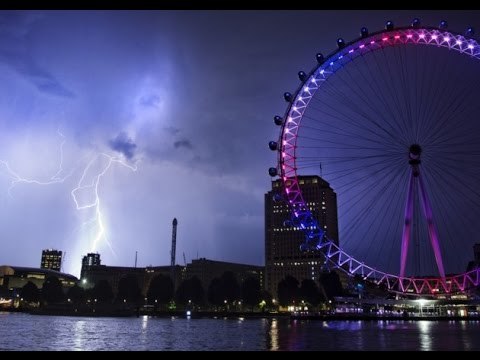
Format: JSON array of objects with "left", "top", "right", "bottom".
[{"left": 1, "top": 312, "right": 479, "bottom": 350}]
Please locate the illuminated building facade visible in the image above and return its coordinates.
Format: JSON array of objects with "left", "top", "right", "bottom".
[
  {"left": 40, "top": 249, "right": 63, "bottom": 272},
  {"left": 265, "top": 175, "right": 339, "bottom": 298}
]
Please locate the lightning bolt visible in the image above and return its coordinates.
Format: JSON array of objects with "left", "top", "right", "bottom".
[
  {"left": 71, "top": 153, "right": 138, "bottom": 254},
  {"left": 0, "top": 129, "right": 139, "bottom": 266},
  {"left": 0, "top": 129, "right": 72, "bottom": 196}
]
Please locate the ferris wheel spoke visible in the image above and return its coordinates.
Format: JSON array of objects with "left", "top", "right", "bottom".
[
  {"left": 423, "top": 169, "right": 474, "bottom": 270},
  {"left": 423, "top": 174, "right": 477, "bottom": 273},
  {"left": 357, "top": 52, "right": 409, "bottom": 138},
  {"left": 321, "top": 71, "right": 405, "bottom": 146},
  {"left": 416, "top": 47, "right": 455, "bottom": 140},
  {"left": 335, "top": 59, "right": 405, "bottom": 142},
  {"left": 340, "top": 165, "right": 406, "bottom": 261},
  {"left": 424, "top": 161, "right": 480, "bottom": 213},
  {"left": 376, "top": 48, "right": 413, "bottom": 139},
  {"left": 423, "top": 75, "right": 480, "bottom": 145},
  {"left": 307, "top": 94, "right": 404, "bottom": 147},
  {"left": 299, "top": 117, "right": 401, "bottom": 148}
]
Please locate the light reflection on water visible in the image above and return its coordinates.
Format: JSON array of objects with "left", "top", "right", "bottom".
[{"left": 1, "top": 312, "right": 480, "bottom": 350}]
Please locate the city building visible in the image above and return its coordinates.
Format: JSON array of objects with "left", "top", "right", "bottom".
[
  {"left": 80, "top": 262, "right": 184, "bottom": 297},
  {"left": 184, "top": 258, "right": 264, "bottom": 292},
  {"left": 40, "top": 249, "right": 63, "bottom": 272},
  {"left": 80, "top": 253, "right": 102, "bottom": 279},
  {"left": 265, "top": 175, "right": 339, "bottom": 298},
  {"left": 466, "top": 243, "right": 480, "bottom": 271},
  {"left": 0, "top": 265, "right": 78, "bottom": 297},
  {"left": 80, "top": 256, "right": 264, "bottom": 298}
]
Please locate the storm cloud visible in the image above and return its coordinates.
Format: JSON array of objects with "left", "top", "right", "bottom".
[{"left": 109, "top": 132, "right": 137, "bottom": 160}]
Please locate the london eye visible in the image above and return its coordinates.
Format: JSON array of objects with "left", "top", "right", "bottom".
[{"left": 269, "top": 19, "right": 480, "bottom": 296}]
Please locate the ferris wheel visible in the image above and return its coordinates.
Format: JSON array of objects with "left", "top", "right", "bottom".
[{"left": 269, "top": 19, "right": 480, "bottom": 296}]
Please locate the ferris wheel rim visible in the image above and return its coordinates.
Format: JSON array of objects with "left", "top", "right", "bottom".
[{"left": 273, "top": 23, "right": 480, "bottom": 296}]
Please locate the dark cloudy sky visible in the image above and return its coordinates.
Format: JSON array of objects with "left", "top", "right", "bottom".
[{"left": 0, "top": 10, "right": 479, "bottom": 277}]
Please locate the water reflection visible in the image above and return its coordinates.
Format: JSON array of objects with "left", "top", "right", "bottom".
[
  {"left": 418, "top": 321, "right": 432, "bottom": 351},
  {"left": 2, "top": 313, "right": 480, "bottom": 350},
  {"left": 265, "top": 318, "right": 480, "bottom": 351},
  {"left": 269, "top": 319, "right": 279, "bottom": 350},
  {"left": 73, "top": 320, "right": 86, "bottom": 351}
]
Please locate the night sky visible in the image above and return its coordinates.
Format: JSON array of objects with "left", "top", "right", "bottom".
[{"left": 0, "top": 10, "right": 479, "bottom": 278}]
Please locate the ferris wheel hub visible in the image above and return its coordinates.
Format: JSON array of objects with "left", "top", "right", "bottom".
[
  {"left": 409, "top": 144, "right": 422, "bottom": 169},
  {"left": 409, "top": 144, "right": 422, "bottom": 158}
]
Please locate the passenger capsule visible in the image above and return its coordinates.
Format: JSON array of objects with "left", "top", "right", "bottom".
[
  {"left": 268, "top": 141, "right": 278, "bottom": 151},
  {"left": 411, "top": 18, "right": 421, "bottom": 28},
  {"left": 316, "top": 53, "right": 324, "bottom": 64},
  {"left": 360, "top": 27, "right": 369, "bottom": 38},
  {"left": 298, "top": 71, "right": 307, "bottom": 82}
]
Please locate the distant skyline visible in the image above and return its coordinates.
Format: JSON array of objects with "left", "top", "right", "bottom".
[{"left": 0, "top": 10, "right": 479, "bottom": 278}]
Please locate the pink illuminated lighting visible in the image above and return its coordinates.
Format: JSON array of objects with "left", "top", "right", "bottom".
[{"left": 277, "top": 26, "right": 480, "bottom": 296}]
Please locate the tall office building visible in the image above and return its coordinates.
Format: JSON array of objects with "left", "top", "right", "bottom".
[
  {"left": 40, "top": 249, "right": 63, "bottom": 272},
  {"left": 265, "top": 175, "right": 339, "bottom": 298},
  {"left": 474, "top": 244, "right": 480, "bottom": 264},
  {"left": 80, "top": 253, "right": 102, "bottom": 279}
]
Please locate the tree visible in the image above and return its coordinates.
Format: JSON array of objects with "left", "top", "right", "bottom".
[
  {"left": 220, "top": 271, "right": 240, "bottom": 303},
  {"left": 147, "top": 274, "right": 174, "bottom": 305},
  {"left": 21, "top": 281, "right": 39, "bottom": 303},
  {"left": 258, "top": 290, "right": 273, "bottom": 312},
  {"left": 67, "top": 284, "right": 85, "bottom": 304},
  {"left": 42, "top": 276, "right": 64, "bottom": 304},
  {"left": 241, "top": 277, "right": 261, "bottom": 311},
  {"left": 92, "top": 280, "right": 114, "bottom": 303},
  {"left": 319, "top": 271, "right": 343, "bottom": 300},
  {"left": 175, "top": 276, "right": 205, "bottom": 306},
  {"left": 207, "top": 271, "right": 241, "bottom": 309},
  {"left": 300, "top": 279, "right": 323, "bottom": 307},
  {"left": 277, "top": 275, "right": 299, "bottom": 307},
  {"left": 187, "top": 276, "right": 205, "bottom": 305},
  {"left": 117, "top": 274, "right": 142, "bottom": 304},
  {"left": 207, "top": 278, "right": 224, "bottom": 307}
]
